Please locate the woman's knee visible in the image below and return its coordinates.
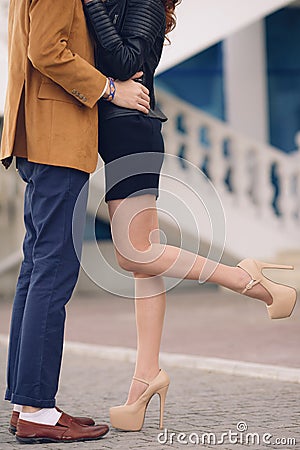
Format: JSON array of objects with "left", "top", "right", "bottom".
[
  {"left": 115, "top": 244, "right": 151, "bottom": 272},
  {"left": 133, "top": 272, "right": 154, "bottom": 279},
  {"left": 115, "top": 253, "right": 135, "bottom": 272}
]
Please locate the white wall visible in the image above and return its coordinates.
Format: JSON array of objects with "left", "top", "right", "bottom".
[
  {"left": 157, "top": 0, "right": 293, "bottom": 74},
  {"left": 0, "top": 45, "right": 8, "bottom": 116},
  {"left": 0, "top": 0, "right": 8, "bottom": 115},
  {"left": 223, "top": 21, "right": 269, "bottom": 143}
]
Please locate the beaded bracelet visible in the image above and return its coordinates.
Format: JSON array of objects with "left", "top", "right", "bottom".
[{"left": 103, "top": 77, "right": 116, "bottom": 102}]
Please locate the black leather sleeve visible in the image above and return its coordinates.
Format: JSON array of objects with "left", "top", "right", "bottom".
[{"left": 84, "top": 0, "right": 165, "bottom": 80}]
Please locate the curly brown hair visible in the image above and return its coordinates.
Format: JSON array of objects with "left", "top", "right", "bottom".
[{"left": 162, "top": 0, "right": 181, "bottom": 36}]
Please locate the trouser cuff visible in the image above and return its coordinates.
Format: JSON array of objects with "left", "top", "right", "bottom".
[
  {"left": 5, "top": 388, "right": 12, "bottom": 402},
  {"left": 11, "top": 393, "right": 55, "bottom": 408}
]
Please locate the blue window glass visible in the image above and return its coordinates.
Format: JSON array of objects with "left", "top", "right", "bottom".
[
  {"left": 266, "top": 7, "right": 300, "bottom": 153},
  {"left": 156, "top": 43, "right": 225, "bottom": 121}
]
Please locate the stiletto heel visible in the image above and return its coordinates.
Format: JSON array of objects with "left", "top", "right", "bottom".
[
  {"left": 237, "top": 258, "right": 297, "bottom": 319},
  {"left": 109, "top": 369, "right": 170, "bottom": 431},
  {"left": 157, "top": 385, "right": 169, "bottom": 429},
  {"left": 253, "top": 262, "right": 294, "bottom": 270}
]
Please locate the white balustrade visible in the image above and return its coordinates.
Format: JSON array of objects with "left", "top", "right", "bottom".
[
  {"left": 0, "top": 140, "right": 24, "bottom": 271},
  {"left": 157, "top": 88, "right": 300, "bottom": 256},
  {"left": 0, "top": 164, "right": 22, "bottom": 227},
  {"left": 0, "top": 0, "right": 8, "bottom": 44}
]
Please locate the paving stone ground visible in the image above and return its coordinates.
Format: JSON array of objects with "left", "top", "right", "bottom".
[{"left": 0, "top": 344, "right": 299, "bottom": 450}]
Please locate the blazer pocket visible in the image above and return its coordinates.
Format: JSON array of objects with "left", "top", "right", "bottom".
[{"left": 38, "top": 81, "right": 82, "bottom": 106}]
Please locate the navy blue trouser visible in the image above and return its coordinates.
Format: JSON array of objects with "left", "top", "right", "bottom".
[{"left": 5, "top": 158, "right": 89, "bottom": 407}]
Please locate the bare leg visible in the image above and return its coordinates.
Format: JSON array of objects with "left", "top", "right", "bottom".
[
  {"left": 109, "top": 198, "right": 166, "bottom": 405},
  {"left": 108, "top": 195, "right": 272, "bottom": 404},
  {"left": 125, "top": 275, "right": 166, "bottom": 405},
  {"left": 108, "top": 195, "right": 272, "bottom": 305}
]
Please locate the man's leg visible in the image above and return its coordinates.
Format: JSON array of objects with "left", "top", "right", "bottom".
[
  {"left": 10, "top": 159, "right": 89, "bottom": 407},
  {"left": 5, "top": 160, "right": 36, "bottom": 402}
]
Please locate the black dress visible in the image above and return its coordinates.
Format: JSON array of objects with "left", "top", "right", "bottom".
[{"left": 84, "top": 0, "right": 167, "bottom": 201}]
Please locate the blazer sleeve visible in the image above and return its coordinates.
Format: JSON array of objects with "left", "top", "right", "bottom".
[
  {"left": 84, "top": 0, "right": 165, "bottom": 81},
  {"left": 28, "top": 0, "right": 107, "bottom": 108}
]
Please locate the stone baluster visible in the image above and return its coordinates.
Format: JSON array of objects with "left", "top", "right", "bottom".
[
  {"left": 277, "top": 157, "right": 294, "bottom": 227},
  {"left": 221, "top": 136, "right": 234, "bottom": 197},
  {"left": 186, "top": 113, "right": 200, "bottom": 168},
  {"left": 296, "top": 170, "right": 300, "bottom": 224},
  {"left": 208, "top": 126, "right": 227, "bottom": 198},
  {"left": 197, "top": 120, "right": 210, "bottom": 181},
  {"left": 258, "top": 152, "right": 278, "bottom": 224},
  {"left": 229, "top": 138, "right": 249, "bottom": 211},
  {"left": 292, "top": 133, "right": 300, "bottom": 224}
]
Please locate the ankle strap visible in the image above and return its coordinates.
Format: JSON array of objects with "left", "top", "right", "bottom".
[
  {"left": 132, "top": 376, "right": 150, "bottom": 386},
  {"left": 242, "top": 277, "right": 261, "bottom": 294}
]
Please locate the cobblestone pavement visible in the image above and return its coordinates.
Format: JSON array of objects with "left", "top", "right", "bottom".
[{"left": 0, "top": 344, "right": 299, "bottom": 450}]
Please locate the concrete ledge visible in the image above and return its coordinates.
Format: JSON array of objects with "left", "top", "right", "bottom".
[{"left": 1, "top": 334, "right": 299, "bottom": 384}]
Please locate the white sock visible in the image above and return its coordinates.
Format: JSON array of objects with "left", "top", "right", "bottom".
[
  {"left": 19, "top": 408, "right": 62, "bottom": 426},
  {"left": 13, "top": 404, "right": 23, "bottom": 413}
]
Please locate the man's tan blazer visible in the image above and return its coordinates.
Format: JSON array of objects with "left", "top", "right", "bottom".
[{"left": 0, "top": 0, "right": 107, "bottom": 173}]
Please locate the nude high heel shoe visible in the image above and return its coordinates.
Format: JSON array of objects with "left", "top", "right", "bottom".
[
  {"left": 237, "top": 258, "right": 297, "bottom": 319},
  {"left": 109, "top": 369, "right": 170, "bottom": 431}
]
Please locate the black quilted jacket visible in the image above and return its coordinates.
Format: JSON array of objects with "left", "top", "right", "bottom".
[{"left": 84, "top": 0, "right": 167, "bottom": 121}]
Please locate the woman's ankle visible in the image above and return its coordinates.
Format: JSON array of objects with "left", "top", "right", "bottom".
[
  {"left": 134, "top": 368, "right": 160, "bottom": 382},
  {"left": 235, "top": 266, "right": 252, "bottom": 293},
  {"left": 235, "top": 266, "right": 273, "bottom": 305}
]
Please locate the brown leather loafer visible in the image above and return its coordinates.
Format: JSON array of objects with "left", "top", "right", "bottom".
[
  {"left": 9, "top": 411, "right": 20, "bottom": 435},
  {"left": 9, "top": 408, "right": 95, "bottom": 435},
  {"left": 15, "top": 412, "right": 109, "bottom": 444}
]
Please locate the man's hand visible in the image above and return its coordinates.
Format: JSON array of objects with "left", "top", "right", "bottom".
[{"left": 111, "top": 72, "right": 150, "bottom": 114}]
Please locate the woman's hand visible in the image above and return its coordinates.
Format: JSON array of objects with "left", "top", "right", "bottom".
[{"left": 112, "top": 72, "right": 150, "bottom": 114}]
